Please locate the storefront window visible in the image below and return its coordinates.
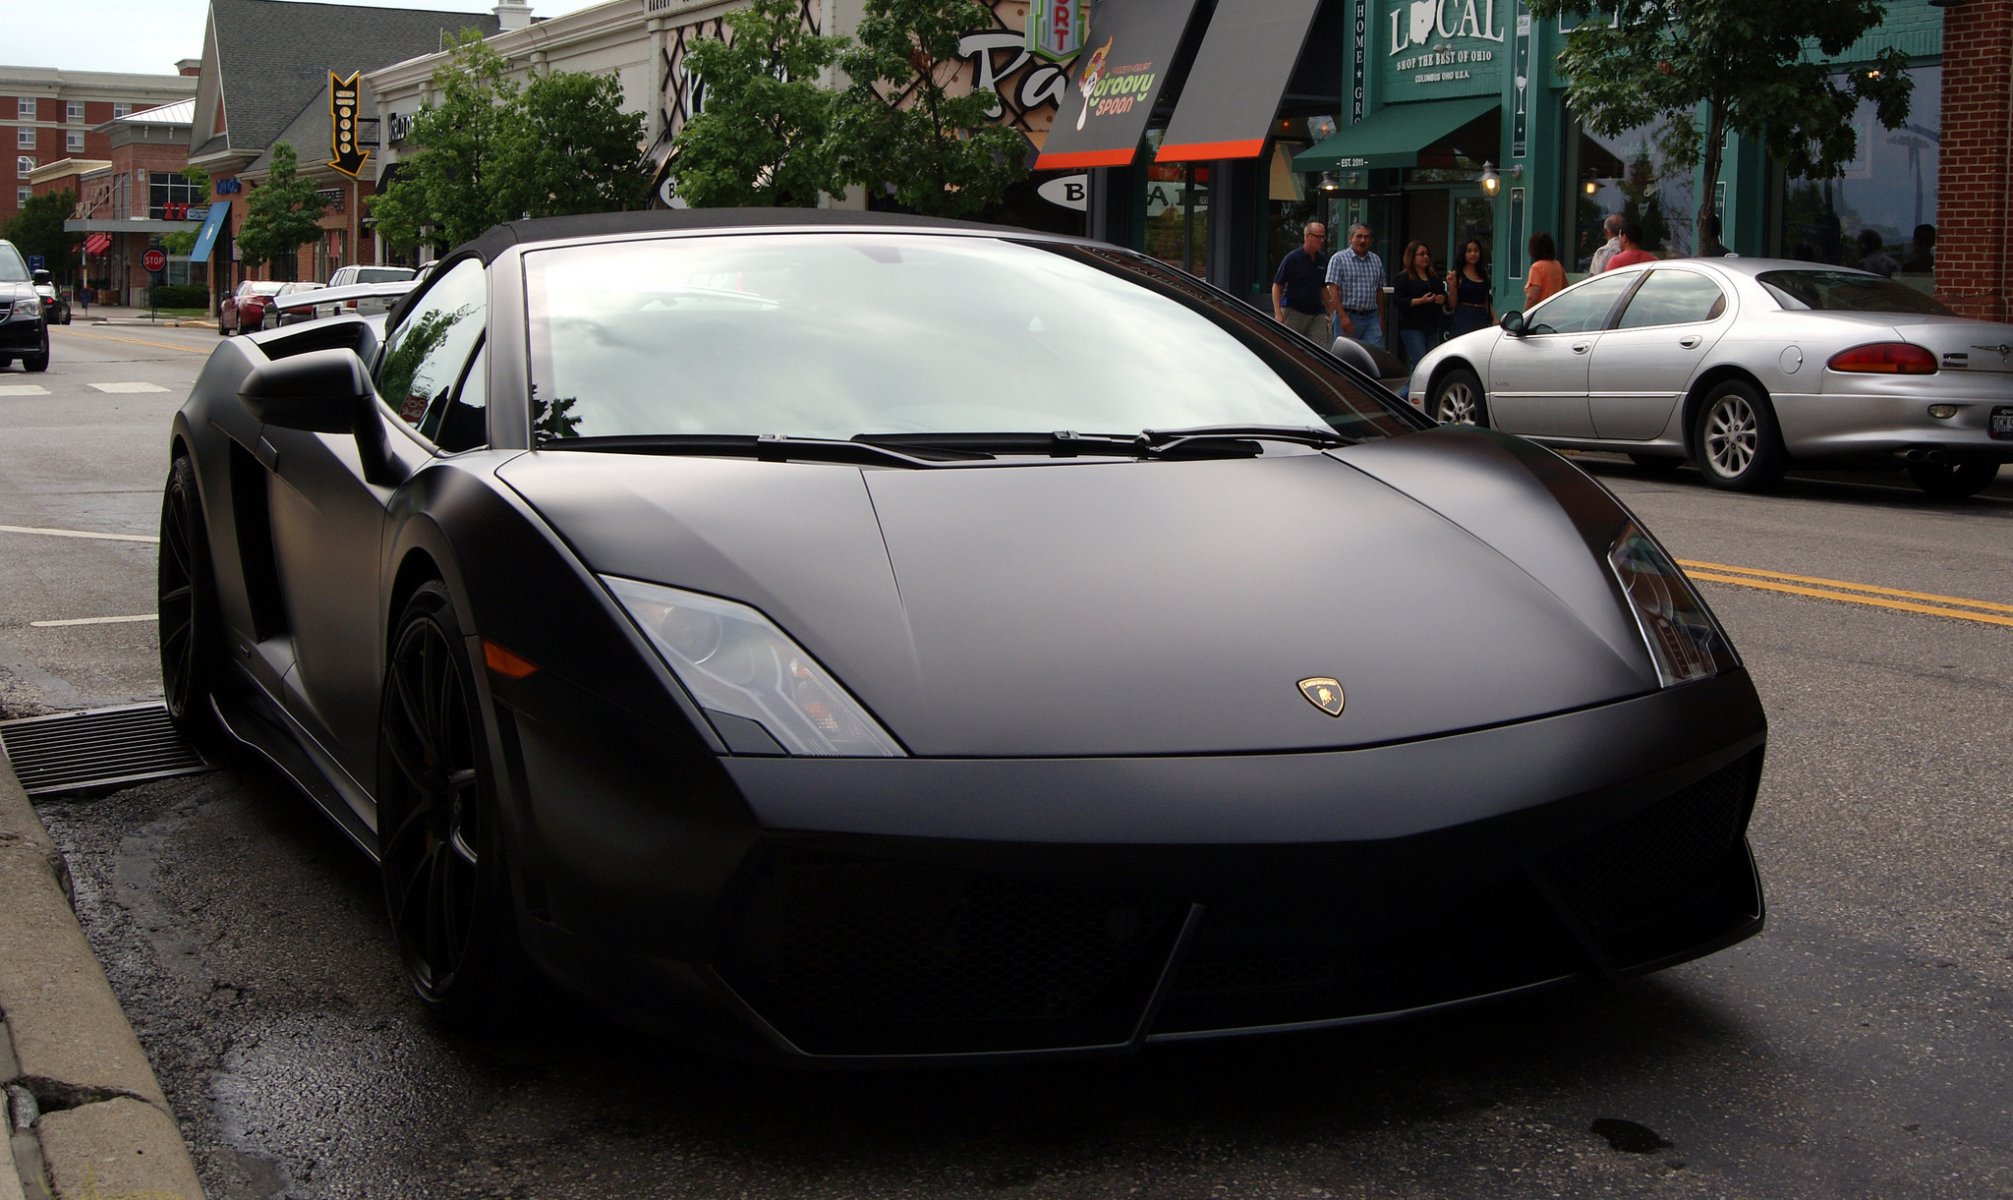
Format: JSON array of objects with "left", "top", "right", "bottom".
[
  {"left": 1142, "top": 131, "right": 1209, "bottom": 276},
  {"left": 1779, "top": 65, "right": 1938, "bottom": 286},
  {"left": 1573, "top": 116, "right": 1697, "bottom": 269},
  {"left": 149, "top": 173, "right": 202, "bottom": 220}
]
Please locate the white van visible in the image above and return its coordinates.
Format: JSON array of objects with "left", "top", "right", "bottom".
[{"left": 314, "top": 264, "right": 417, "bottom": 318}]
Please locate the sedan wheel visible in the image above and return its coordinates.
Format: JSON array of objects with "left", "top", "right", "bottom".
[
  {"left": 1692, "top": 381, "right": 1785, "bottom": 492},
  {"left": 378, "top": 581, "right": 522, "bottom": 1018},
  {"left": 157, "top": 456, "right": 223, "bottom": 743},
  {"left": 1431, "top": 367, "right": 1488, "bottom": 426},
  {"left": 1905, "top": 459, "right": 1999, "bottom": 499},
  {"left": 22, "top": 327, "right": 49, "bottom": 372}
]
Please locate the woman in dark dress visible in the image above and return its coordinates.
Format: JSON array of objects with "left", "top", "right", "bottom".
[
  {"left": 1391, "top": 240, "right": 1449, "bottom": 367},
  {"left": 1445, "top": 237, "right": 1495, "bottom": 337}
]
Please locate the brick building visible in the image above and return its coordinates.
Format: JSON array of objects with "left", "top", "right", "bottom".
[
  {"left": 42, "top": 100, "right": 206, "bottom": 305},
  {"left": 0, "top": 65, "right": 197, "bottom": 225}
]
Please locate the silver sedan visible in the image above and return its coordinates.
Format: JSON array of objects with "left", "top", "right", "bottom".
[{"left": 1407, "top": 258, "right": 2013, "bottom": 497}]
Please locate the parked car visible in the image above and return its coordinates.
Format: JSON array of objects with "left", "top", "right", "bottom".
[
  {"left": 267, "top": 281, "right": 328, "bottom": 327},
  {"left": 0, "top": 239, "right": 50, "bottom": 372},
  {"left": 218, "top": 279, "right": 292, "bottom": 336},
  {"left": 311, "top": 264, "right": 418, "bottom": 318},
  {"left": 161, "top": 209, "right": 1767, "bottom": 1062},
  {"left": 32, "top": 270, "right": 71, "bottom": 325},
  {"left": 1408, "top": 258, "right": 2013, "bottom": 497}
]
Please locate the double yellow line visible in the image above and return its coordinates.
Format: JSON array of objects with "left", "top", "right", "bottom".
[{"left": 1679, "top": 560, "right": 2013, "bottom": 628}]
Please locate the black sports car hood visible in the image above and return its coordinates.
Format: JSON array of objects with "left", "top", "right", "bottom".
[{"left": 500, "top": 430, "right": 1660, "bottom": 757}]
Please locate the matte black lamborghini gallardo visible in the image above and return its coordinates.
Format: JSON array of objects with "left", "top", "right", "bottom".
[{"left": 158, "top": 210, "right": 1766, "bottom": 1062}]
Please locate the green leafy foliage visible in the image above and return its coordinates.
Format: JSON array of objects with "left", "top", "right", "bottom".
[
  {"left": 235, "top": 143, "right": 327, "bottom": 278},
  {"left": 371, "top": 32, "right": 652, "bottom": 253},
  {"left": 3, "top": 190, "right": 78, "bottom": 275},
  {"left": 666, "top": 0, "right": 848, "bottom": 207},
  {"left": 833, "top": 0, "right": 1027, "bottom": 218},
  {"left": 1524, "top": 0, "right": 1911, "bottom": 253}
]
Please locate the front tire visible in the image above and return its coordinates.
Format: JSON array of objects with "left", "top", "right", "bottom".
[
  {"left": 157, "top": 456, "right": 223, "bottom": 744},
  {"left": 377, "top": 580, "right": 524, "bottom": 1020},
  {"left": 22, "top": 327, "right": 49, "bottom": 372},
  {"left": 1906, "top": 459, "right": 1999, "bottom": 499},
  {"left": 1431, "top": 366, "right": 1489, "bottom": 426},
  {"left": 1692, "top": 380, "right": 1785, "bottom": 492}
]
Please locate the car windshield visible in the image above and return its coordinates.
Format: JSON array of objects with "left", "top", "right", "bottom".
[
  {"left": 0, "top": 243, "right": 27, "bottom": 283},
  {"left": 1757, "top": 270, "right": 1953, "bottom": 316},
  {"left": 522, "top": 232, "right": 1414, "bottom": 445}
]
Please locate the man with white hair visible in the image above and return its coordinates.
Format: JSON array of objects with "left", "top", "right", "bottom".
[{"left": 1591, "top": 213, "right": 1625, "bottom": 273}]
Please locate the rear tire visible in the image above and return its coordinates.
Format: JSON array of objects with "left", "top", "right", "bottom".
[
  {"left": 157, "top": 456, "right": 224, "bottom": 745},
  {"left": 1692, "top": 380, "right": 1785, "bottom": 492},
  {"left": 1431, "top": 367, "right": 1489, "bottom": 426},
  {"left": 377, "top": 580, "right": 526, "bottom": 1022},
  {"left": 1906, "top": 459, "right": 1998, "bottom": 499}
]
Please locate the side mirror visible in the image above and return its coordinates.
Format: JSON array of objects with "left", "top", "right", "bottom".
[
  {"left": 1500, "top": 310, "right": 1528, "bottom": 337},
  {"left": 239, "top": 347, "right": 399, "bottom": 484}
]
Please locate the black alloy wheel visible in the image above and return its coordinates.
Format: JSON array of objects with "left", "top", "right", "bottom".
[
  {"left": 22, "top": 326, "right": 49, "bottom": 372},
  {"left": 1905, "top": 459, "right": 1999, "bottom": 499},
  {"left": 157, "top": 456, "right": 222, "bottom": 742},
  {"left": 1692, "top": 380, "right": 1786, "bottom": 492},
  {"left": 1431, "top": 367, "right": 1488, "bottom": 426},
  {"left": 377, "top": 580, "right": 522, "bottom": 1018}
]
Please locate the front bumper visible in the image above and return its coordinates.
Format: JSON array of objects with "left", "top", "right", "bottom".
[
  {"left": 0, "top": 308, "right": 44, "bottom": 353},
  {"left": 499, "top": 669, "right": 1767, "bottom": 1062}
]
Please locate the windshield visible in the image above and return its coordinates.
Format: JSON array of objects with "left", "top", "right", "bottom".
[
  {"left": 522, "top": 232, "right": 1415, "bottom": 445},
  {"left": 0, "top": 242, "right": 27, "bottom": 283},
  {"left": 1757, "top": 270, "right": 1954, "bottom": 315}
]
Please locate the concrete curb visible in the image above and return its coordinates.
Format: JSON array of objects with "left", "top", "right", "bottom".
[{"left": 0, "top": 749, "right": 204, "bottom": 1200}]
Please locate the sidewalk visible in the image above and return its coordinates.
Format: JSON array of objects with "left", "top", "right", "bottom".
[
  {"left": 0, "top": 748, "right": 204, "bottom": 1200},
  {"left": 68, "top": 304, "right": 212, "bottom": 329}
]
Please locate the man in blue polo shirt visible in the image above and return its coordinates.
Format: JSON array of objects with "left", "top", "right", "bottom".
[
  {"left": 1271, "top": 222, "right": 1333, "bottom": 342},
  {"left": 1323, "top": 223, "right": 1386, "bottom": 348}
]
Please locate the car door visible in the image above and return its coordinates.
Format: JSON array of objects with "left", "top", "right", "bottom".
[
  {"left": 263, "top": 259, "right": 487, "bottom": 793},
  {"left": 1485, "top": 273, "right": 1636, "bottom": 438},
  {"left": 1587, "top": 267, "right": 1732, "bottom": 440}
]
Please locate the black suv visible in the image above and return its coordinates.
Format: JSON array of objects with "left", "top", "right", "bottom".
[{"left": 0, "top": 239, "right": 51, "bottom": 372}]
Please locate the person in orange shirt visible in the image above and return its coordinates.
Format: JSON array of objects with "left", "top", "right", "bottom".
[{"left": 1523, "top": 231, "right": 1566, "bottom": 308}]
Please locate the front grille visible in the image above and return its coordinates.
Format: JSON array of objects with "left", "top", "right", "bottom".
[
  {"left": 716, "top": 849, "right": 1178, "bottom": 1055},
  {"left": 1538, "top": 754, "right": 1758, "bottom": 964}
]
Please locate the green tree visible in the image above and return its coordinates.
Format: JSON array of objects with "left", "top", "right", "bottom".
[
  {"left": 372, "top": 31, "right": 653, "bottom": 250},
  {"left": 4, "top": 190, "right": 78, "bottom": 277},
  {"left": 235, "top": 142, "right": 327, "bottom": 278},
  {"left": 666, "top": 0, "right": 847, "bottom": 208},
  {"left": 1526, "top": 0, "right": 1910, "bottom": 255},
  {"left": 832, "top": 0, "right": 1027, "bottom": 219},
  {"left": 492, "top": 70, "right": 652, "bottom": 218}
]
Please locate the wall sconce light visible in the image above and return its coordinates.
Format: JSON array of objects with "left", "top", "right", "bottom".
[
  {"left": 1581, "top": 172, "right": 1600, "bottom": 196},
  {"left": 1479, "top": 161, "right": 1500, "bottom": 197},
  {"left": 1319, "top": 171, "right": 1342, "bottom": 194}
]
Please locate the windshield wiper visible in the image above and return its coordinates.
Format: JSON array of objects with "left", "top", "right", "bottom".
[
  {"left": 541, "top": 433, "right": 991, "bottom": 466},
  {"left": 1140, "top": 424, "right": 1352, "bottom": 454}
]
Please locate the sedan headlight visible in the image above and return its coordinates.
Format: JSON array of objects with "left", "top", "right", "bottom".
[
  {"left": 603, "top": 576, "right": 904, "bottom": 757},
  {"left": 1607, "top": 526, "right": 1739, "bottom": 688}
]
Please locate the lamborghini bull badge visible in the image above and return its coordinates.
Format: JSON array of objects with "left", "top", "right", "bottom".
[{"left": 1297, "top": 677, "right": 1345, "bottom": 716}]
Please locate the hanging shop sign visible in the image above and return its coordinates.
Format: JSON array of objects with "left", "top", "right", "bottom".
[
  {"left": 1026, "top": 0, "right": 1089, "bottom": 62},
  {"left": 328, "top": 70, "right": 369, "bottom": 176}
]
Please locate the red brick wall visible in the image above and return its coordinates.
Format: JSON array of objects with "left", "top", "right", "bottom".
[{"left": 1936, "top": 0, "right": 2012, "bottom": 322}]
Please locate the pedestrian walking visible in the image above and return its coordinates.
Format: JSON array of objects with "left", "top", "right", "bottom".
[
  {"left": 1445, "top": 238, "right": 1495, "bottom": 337},
  {"left": 1523, "top": 231, "right": 1566, "bottom": 309},
  {"left": 1392, "top": 240, "right": 1448, "bottom": 367},
  {"left": 1324, "top": 224, "right": 1387, "bottom": 348},
  {"left": 1271, "top": 222, "right": 1333, "bottom": 343},
  {"left": 1590, "top": 213, "right": 1624, "bottom": 273}
]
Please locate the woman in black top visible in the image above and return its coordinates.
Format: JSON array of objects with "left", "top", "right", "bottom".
[
  {"left": 1391, "top": 241, "right": 1448, "bottom": 367},
  {"left": 1445, "top": 237, "right": 1496, "bottom": 337}
]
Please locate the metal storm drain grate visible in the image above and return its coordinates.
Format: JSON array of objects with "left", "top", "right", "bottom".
[{"left": 0, "top": 703, "right": 214, "bottom": 798}]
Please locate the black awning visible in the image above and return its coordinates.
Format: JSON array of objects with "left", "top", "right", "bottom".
[
  {"left": 1033, "top": 0, "right": 1209, "bottom": 171},
  {"left": 1155, "top": 0, "right": 1325, "bottom": 163}
]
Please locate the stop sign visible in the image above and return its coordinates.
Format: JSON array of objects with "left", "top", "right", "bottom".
[{"left": 143, "top": 248, "right": 167, "bottom": 272}]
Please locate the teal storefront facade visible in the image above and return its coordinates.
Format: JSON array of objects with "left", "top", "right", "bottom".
[{"left": 1072, "top": 0, "right": 1952, "bottom": 322}]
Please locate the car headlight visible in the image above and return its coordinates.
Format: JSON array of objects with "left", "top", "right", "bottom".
[
  {"left": 602, "top": 576, "right": 905, "bottom": 757},
  {"left": 1607, "top": 525, "right": 1740, "bottom": 687}
]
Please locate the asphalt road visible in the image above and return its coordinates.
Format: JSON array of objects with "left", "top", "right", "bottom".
[{"left": 6, "top": 319, "right": 2012, "bottom": 1198}]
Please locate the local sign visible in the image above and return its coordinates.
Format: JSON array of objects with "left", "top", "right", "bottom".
[{"left": 142, "top": 248, "right": 167, "bottom": 272}]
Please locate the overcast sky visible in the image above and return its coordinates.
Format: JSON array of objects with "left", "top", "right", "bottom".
[{"left": 8, "top": 0, "right": 612, "bottom": 77}]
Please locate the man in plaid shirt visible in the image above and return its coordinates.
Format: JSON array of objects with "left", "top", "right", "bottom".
[{"left": 1323, "top": 223, "right": 1387, "bottom": 348}]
